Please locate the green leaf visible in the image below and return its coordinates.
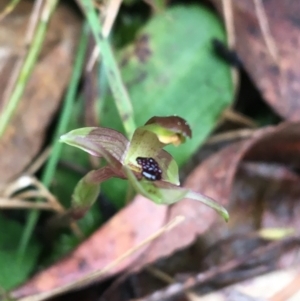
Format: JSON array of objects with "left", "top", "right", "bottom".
[
  {"left": 101, "top": 5, "right": 234, "bottom": 167},
  {"left": 0, "top": 214, "right": 41, "bottom": 289}
]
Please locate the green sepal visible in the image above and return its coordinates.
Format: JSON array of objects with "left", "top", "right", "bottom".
[{"left": 60, "top": 127, "right": 129, "bottom": 168}]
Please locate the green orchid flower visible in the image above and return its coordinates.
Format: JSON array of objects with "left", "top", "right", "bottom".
[{"left": 60, "top": 116, "right": 229, "bottom": 221}]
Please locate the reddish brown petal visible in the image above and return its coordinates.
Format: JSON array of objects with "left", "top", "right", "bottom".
[{"left": 60, "top": 127, "right": 129, "bottom": 168}]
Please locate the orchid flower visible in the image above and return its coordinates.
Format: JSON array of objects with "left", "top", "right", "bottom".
[{"left": 60, "top": 116, "right": 229, "bottom": 221}]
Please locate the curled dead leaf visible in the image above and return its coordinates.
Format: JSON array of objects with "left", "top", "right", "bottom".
[
  {"left": 0, "top": 2, "right": 81, "bottom": 186},
  {"left": 211, "top": 0, "right": 300, "bottom": 121}
]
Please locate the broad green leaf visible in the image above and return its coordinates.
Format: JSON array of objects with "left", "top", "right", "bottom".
[
  {"left": 101, "top": 5, "right": 234, "bottom": 167},
  {"left": 0, "top": 215, "right": 41, "bottom": 289}
]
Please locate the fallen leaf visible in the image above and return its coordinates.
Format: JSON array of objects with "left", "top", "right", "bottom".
[
  {"left": 0, "top": 1, "right": 80, "bottom": 186},
  {"left": 211, "top": 0, "right": 300, "bottom": 121},
  {"left": 199, "top": 268, "right": 300, "bottom": 301},
  {"left": 12, "top": 196, "right": 167, "bottom": 299}
]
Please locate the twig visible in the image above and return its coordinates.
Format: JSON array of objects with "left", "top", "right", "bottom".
[
  {"left": 0, "top": 197, "right": 55, "bottom": 210},
  {"left": 222, "top": 109, "right": 257, "bottom": 128},
  {"left": 204, "top": 128, "right": 255, "bottom": 145},
  {"left": 1, "top": 0, "right": 43, "bottom": 112},
  {"left": 0, "top": 175, "right": 33, "bottom": 197},
  {"left": 146, "top": 267, "right": 197, "bottom": 301},
  {"left": 2, "top": 175, "right": 62, "bottom": 211},
  {"left": 80, "top": 0, "right": 136, "bottom": 137},
  {"left": 25, "top": 0, "right": 44, "bottom": 45},
  {"left": 31, "top": 178, "right": 83, "bottom": 237},
  {"left": 253, "top": 0, "right": 278, "bottom": 62},
  {"left": 15, "top": 216, "right": 185, "bottom": 301},
  {"left": 0, "top": 0, "right": 21, "bottom": 21},
  {"left": 146, "top": 266, "right": 174, "bottom": 284},
  {"left": 24, "top": 147, "right": 51, "bottom": 175},
  {"left": 30, "top": 177, "right": 66, "bottom": 211},
  {"left": 132, "top": 237, "right": 300, "bottom": 301},
  {"left": 87, "top": 0, "right": 123, "bottom": 72},
  {"left": 0, "top": 175, "right": 83, "bottom": 237},
  {"left": 102, "top": 0, "right": 123, "bottom": 38},
  {"left": 221, "top": 0, "right": 239, "bottom": 91}
]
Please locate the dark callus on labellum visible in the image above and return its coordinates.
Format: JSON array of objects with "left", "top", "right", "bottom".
[{"left": 136, "top": 157, "right": 162, "bottom": 181}]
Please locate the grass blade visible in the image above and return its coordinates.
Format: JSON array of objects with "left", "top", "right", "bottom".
[
  {"left": 0, "top": 0, "right": 59, "bottom": 137},
  {"left": 80, "top": 0, "right": 136, "bottom": 137},
  {"left": 17, "top": 23, "right": 89, "bottom": 258}
]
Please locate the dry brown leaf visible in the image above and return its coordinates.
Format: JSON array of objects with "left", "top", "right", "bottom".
[
  {"left": 211, "top": 0, "right": 300, "bottom": 121},
  {"left": 12, "top": 196, "right": 167, "bottom": 299},
  {"left": 199, "top": 268, "right": 300, "bottom": 301},
  {"left": 0, "top": 1, "right": 80, "bottom": 185}
]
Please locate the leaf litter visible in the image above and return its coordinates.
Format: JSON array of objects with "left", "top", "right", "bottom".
[
  {"left": 212, "top": 0, "right": 300, "bottom": 121},
  {"left": 1, "top": 0, "right": 300, "bottom": 300}
]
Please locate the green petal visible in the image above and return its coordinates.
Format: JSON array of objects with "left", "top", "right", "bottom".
[
  {"left": 60, "top": 127, "right": 129, "bottom": 167},
  {"left": 125, "top": 127, "right": 164, "bottom": 164},
  {"left": 125, "top": 116, "right": 191, "bottom": 163},
  {"left": 156, "top": 150, "right": 180, "bottom": 185},
  {"left": 144, "top": 116, "right": 192, "bottom": 145}
]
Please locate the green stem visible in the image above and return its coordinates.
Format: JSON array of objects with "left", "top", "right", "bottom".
[
  {"left": 0, "top": 0, "right": 59, "bottom": 137},
  {"left": 80, "top": 1, "right": 136, "bottom": 138},
  {"left": 0, "top": 0, "right": 21, "bottom": 20},
  {"left": 17, "top": 23, "right": 89, "bottom": 258}
]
